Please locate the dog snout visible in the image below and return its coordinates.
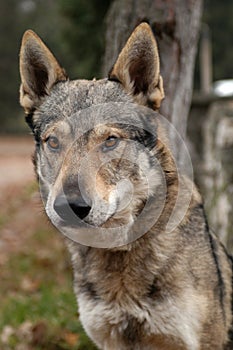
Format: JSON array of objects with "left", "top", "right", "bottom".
[{"left": 54, "top": 194, "right": 91, "bottom": 221}]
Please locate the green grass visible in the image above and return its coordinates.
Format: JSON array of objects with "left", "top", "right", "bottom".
[{"left": 0, "top": 184, "right": 98, "bottom": 350}]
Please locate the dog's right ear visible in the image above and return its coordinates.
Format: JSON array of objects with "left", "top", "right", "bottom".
[
  {"left": 19, "top": 30, "right": 67, "bottom": 114},
  {"left": 109, "top": 23, "right": 164, "bottom": 110}
]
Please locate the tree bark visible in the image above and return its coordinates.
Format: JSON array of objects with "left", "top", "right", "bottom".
[{"left": 103, "top": 0, "right": 203, "bottom": 161}]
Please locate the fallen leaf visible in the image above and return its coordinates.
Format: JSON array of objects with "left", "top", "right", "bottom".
[
  {"left": 63, "top": 330, "right": 79, "bottom": 346},
  {"left": 1, "top": 325, "right": 15, "bottom": 344},
  {"left": 20, "top": 276, "right": 41, "bottom": 293},
  {"left": 17, "top": 321, "right": 33, "bottom": 342},
  {"left": 31, "top": 321, "right": 47, "bottom": 345}
]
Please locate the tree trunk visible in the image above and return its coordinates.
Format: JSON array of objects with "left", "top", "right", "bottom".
[{"left": 103, "top": 0, "right": 203, "bottom": 161}]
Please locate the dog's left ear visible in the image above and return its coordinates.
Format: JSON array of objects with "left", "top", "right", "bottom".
[
  {"left": 19, "top": 30, "right": 67, "bottom": 114},
  {"left": 109, "top": 22, "right": 164, "bottom": 110}
]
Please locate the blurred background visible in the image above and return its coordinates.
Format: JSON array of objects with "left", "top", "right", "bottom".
[
  {"left": 0, "top": 0, "right": 232, "bottom": 349},
  {"left": 0, "top": 0, "right": 111, "bottom": 133}
]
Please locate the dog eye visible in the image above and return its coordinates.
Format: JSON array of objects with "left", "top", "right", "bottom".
[
  {"left": 103, "top": 136, "right": 119, "bottom": 151},
  {"left": 46, "top": 136, "right": 60, "bottom": 151}
]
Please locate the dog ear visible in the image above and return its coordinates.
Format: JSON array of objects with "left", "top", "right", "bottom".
[
  {"left": 109, "top": 22, "right": 164, "bottom": 110},
  {"left": 19, "top": 30, "right": 67, "bottom": 113}
]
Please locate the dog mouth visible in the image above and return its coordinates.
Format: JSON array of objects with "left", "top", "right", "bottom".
[
  {"left": 47, "top": 178, "right": 136, "bottom": 228},
  {"left": 43, "top": 173, "right": 162, "bottom": 248},
  {"left": 51, "top": 198, "right": 134, "bottom": 229},
  {"left": 44, "top": 184, "right": 164, "bottom": 248},
  {"left": 45, "top": 191, "right": 136, "bottom": 248}
]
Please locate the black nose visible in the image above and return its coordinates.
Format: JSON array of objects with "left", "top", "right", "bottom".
[{"left": 54, "top": 194, "right": 91, "bottom": 221}]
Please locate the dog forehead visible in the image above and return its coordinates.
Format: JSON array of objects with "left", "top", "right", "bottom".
[
  {"left": 70, "top": 102, "right": 158, "bottom": 135},
  {"left": 45, "top": 78, "right": 130, "bottom": 114},
  {"left": 38, "top": 80, "right": 159, "bottom": 137}
]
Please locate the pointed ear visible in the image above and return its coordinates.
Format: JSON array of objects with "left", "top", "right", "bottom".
[
  {"left": 19, "top": 30, "right": 67, "bottom": 113},
  {"left": 109, "top": 23, "right": 164, "bottom": 110}
]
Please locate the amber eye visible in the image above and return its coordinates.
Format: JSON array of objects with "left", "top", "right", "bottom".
[
  {"left": 103, "top": 136, "right": 120, "bottom": 151},
  {"left": 46, "top": 136, "right": 60, "bottom": 151}
]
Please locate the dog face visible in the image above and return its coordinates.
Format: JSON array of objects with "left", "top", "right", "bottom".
[{"left": 35, "top": 101, "right": 168, "bottom": 247}]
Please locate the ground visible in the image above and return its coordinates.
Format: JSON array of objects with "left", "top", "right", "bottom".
[
  {"left": 0, "top": 136, "right": 35, "bottom": 264},
  {"left": 0, "top": 136, "right": 97, "bottom": 350}
]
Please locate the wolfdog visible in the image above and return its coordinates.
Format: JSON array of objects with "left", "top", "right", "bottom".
[{"left": 19, "top": 23, "right": 233, "bottom": 349}]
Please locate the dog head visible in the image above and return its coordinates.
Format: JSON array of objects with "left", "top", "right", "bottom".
[{"left": 19, "top": 23, "right": 174, "bottom": 247}]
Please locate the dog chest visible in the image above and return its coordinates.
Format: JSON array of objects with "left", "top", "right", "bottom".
[{"left": 76, "top": 282, "right": 202, "bottom": 350}]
